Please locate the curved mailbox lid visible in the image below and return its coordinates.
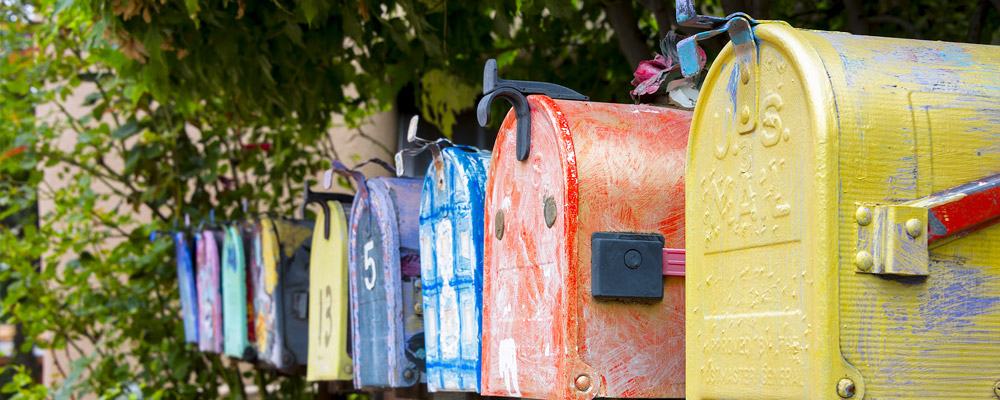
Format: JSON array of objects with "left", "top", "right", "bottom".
[
  {"left": 174, "top": 232, "right": 199, "bottom": 344},
  {"left": 482, "top": 95, "right": 690, "bottom": 400},
  {"left": 349, "top": 176, "right": 425, "bottom": 389},
  {"left": 254, "top": 218, "right": 314, "bottom": 370},
  {"left": 197, "top": 230, "right": 225, "bottom": 353},
  {"left": 419, "top": 146, "right": 491, "bottom": 392},
  {"left": 307, "top": 201, "right": 354, "bottom": 382},
  {"left": 685, "top": 21, "right": 1000, "bottom": 399},
  {"left": 222, "top": 224, "right": 255, "bottom": 360}
]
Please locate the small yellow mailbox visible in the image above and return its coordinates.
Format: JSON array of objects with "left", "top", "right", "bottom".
[{"left": 682, "top": 7, "right": 1000, "bottom": 399}]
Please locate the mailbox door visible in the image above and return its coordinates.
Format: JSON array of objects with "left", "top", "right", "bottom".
[
  {"left": 174, "top": 232, "right": 199, "bottom": 344},
  {"left": 222, "top": 225, "right": 250, "bottom": 358},
  {"left": 420, "top": 146, "right": 491, "bottom": 392},
  {"left": 483, "top": 95, "right": 689, "bottom": 400},
  {"left": 483, "top": 97, "right": 571, "bottom": 400},
  {"left": 197, "top": 230, "right": 224, "bottom": 353},
  {"left": 307, "top": 201, "right": 354, "bottom": 381},
  {"left": 273, "top": 219, "right": 313, "bottom": 369},
  {"left": 255, "top": 219, "right": 281, "bottom": 367},
  {"left": 349, "top": 177, "right": 424, "bottom": 388},
  {"left": 241, "top": 222, "right": 258, "bottom": 350},
  {"left": 687, "top": 23, "right": 1000, "bottom": 399}
]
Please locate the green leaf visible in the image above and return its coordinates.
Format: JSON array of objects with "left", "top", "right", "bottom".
[
  {"left": 283, "top": 22, "right": 304, "bottom": 47},
  {"left": 112, "top": 122, "right": 140, "bottom": 139},
  {"left": 82, "top": 92, "right": 102, "bottom": 106},
  {"left": 301, "top": 0, "right": 320, "bottom": 24}
]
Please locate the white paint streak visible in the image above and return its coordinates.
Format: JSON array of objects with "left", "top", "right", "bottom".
[{"left": 498, "top": 338, "right": 522, "bottom": 397}]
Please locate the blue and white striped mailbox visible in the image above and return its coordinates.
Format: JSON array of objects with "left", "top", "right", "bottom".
[
  {"left": 418, "top": 145, "right": 491, "bottom": 392},
  {"left": 341, "top": 160, "right": 426, "bottom": 389}
]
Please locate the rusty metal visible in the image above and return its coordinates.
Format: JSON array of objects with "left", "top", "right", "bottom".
[
  {"left": 543, "top": 196, "right": 557, "bottom": 228},
  {"left": 495, "top": 209, "right": 505, "bottom": 240}
]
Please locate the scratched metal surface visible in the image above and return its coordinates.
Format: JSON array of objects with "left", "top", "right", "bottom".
[
  {"left": 254, "top": 219, "right": 314, "bottom": 369},
  {"left": 197, "top": 230, "right": 224, "bottom": 353},
  {"left": 222, "top": 225, "right": 253, "bottom": 359},
  {"left": 419, "top": 146, "right": 491, "bottom": 392},
  {"left": 348, "top": 177, "right": 425, "bottom": 388},
  {"left": 686, "top": 23, "right": 1000, "bottom": 399},
  {"left": 482, "top": 96, "right": 690, "bottom": 400},
  {"left": 307, "top": 201, "right": 354, "bottom": 381},
  {"left": 174, "top": 232, "right": 199, "bottom": 344}
]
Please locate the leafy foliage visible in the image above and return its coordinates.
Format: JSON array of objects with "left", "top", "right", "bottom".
[
  {"left": 2, "top": 0, "right": 331, "bottom": 398},
  {"left": 1, "top": 0, "right": 998, "bottom": 398}
]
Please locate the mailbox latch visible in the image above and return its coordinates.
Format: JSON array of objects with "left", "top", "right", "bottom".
[{"left": 591, "top": 232, "right": 665, "bottom": 300}]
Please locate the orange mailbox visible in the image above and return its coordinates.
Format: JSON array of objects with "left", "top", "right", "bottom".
[{"left": 477, "top": 60, "right": 690, "bottom": 400}]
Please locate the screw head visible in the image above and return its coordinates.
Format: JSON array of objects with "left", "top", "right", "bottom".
[
  {"left": 574, "top": 374, "right": 591, "bottom": 392},
  {"left": 856, "top": 206, "right": 872, "bottom": 226},
  {"left": 624, "top": 249, "right": 642, "bottom": 269},
  {"left": 494, "top": 209, "right": 505, "bottom": 240},
  {"left": 837, "top": 378, "right": 856, "bottom": 398},
  {"left": 856, "top": 251, "right": 873, "bottom": 272},
  {"left": 905, "top": 218, "right": 923, "bottom": 238},
  {"left": 740, "top": 106, "right": 751, "bottom": 124},
  {"left": 403, "top": 368, "right": 415, "bottom": 381},
  {"left": 343, "top": 364, "right": 353, "bottom": 375},
  {"left": 543, "top": 196, "right": 557, "bottom": 228}
]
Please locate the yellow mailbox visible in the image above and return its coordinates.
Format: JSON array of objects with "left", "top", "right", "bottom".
[
  {"left": 680, "top": 6, "right": 1000, "bottom": 399},
  {"left": 302, "top": 180, "right": 355, "bottom": 382}
]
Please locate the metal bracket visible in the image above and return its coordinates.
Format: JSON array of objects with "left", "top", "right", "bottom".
[
  {"left": 477, "top": 59, "right": 588, "bottom": 162},
  {"left": 591, "top": 232, "right": 665, "bottom": 300},
  {"left": 395, "top": 115, "right": 449, "bottom": 177},
  {"left": 855, "top": 173, "right": 1000, "bottom": 277},
  {"left": 856, "top": 205, "right": 929, "bottom": 276}
]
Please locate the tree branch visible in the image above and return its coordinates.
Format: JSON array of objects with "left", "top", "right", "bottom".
[
  {"left": 602, "top": 0, "right": 649, "bottom": 70},
  {"left": 843, "top": 0, "right": 870, "bottom": 35}
]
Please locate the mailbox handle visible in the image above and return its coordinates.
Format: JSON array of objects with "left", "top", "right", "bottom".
[
  {"left": 477, "top": 59, "right": 588, "bottom": 162},
  {"left": 300, "top": 181, "right": 354, "bottom": 240}
]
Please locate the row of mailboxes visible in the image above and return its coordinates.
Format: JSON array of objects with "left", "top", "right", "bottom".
[{"left": 162, "top": 3, "right": 1000, "bottom": 397}]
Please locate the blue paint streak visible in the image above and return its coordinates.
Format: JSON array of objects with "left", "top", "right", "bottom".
[
  {"left": 418, "top": 146, "right": 491, "bottom": 392},
  {"left": 174, "top": 232, "right": 200, "bottom": 344}
]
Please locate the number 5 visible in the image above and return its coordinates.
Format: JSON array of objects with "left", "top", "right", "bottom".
[{"left": 363, "top": 241, "right": 376, "bottom": 290}]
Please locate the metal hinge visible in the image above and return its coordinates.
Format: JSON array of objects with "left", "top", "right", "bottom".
[
  {"left": 855, "top": 173, "right": 1000, "bottom": 276},
  {"left": 855, "top": 205, "right": 928, "bottom": 276}
]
